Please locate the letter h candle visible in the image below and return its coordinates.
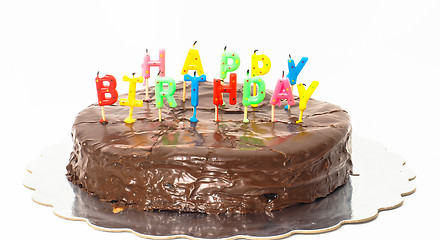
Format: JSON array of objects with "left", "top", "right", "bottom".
[
  {"left": 141, "top": 49, "right": 165, "bottom": 101},
  {"left": 213, "top": 73, "right": 237, "bottom": 122}
]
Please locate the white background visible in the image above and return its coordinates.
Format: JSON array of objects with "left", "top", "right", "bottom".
[{"left": 1, "top": 0, "right": 439, "bottom": 239}]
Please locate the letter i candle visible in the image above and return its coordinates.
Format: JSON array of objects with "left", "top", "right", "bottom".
[
  {"left": 119, "top": 73, "right": 143, "bottom": 124},
  {"left": 141, "top": 48, "right": 165, "bottom": 101}
]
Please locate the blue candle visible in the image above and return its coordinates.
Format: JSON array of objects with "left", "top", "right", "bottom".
[
  {"left": 285, "top": 56, "right": 308, "bottom": 110},
  {"left": 287, "top": 56, "right": 308, "bottom": 85},
  {"left": 184, "top": 73, "right": 207, "bottom": 122}
]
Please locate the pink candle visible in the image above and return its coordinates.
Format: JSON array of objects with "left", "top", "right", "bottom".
[
  {"left": 270, "top": 73, "right": 295, "bottom": 122},
  {"left": 141, "top": 48, "right": 165, "bottom": 101}
]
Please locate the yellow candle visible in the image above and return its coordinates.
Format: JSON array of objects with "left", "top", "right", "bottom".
[
  {"left": 296, "top": 81, "right": 319, "bottom": 123},
  {"left": 181, "top": 49, "right": 204, "bottom": 76},
  {"left": 181, "top": 42, "right": 204, "bottom": 102},
  {"left": 251, "top": 52, "right": 271, "bottom": 77},
  {"left": 251, "top": 51, "right": 271, "bottom": 107},
  {"left": 120, "top": 75, "right": 143, "bottom": 124}
]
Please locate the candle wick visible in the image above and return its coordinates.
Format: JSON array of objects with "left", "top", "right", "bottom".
[
  {"left": 289, "top": 54, "right": 291, "bottom": 59},
  {"left": 193, "top": 41, "right": 197, "bottom": 47},
  {"left": 146, "top": 49, "right": 148, "bottom": 53},
  {"left": 158, "top": 70, "right": 161, "bottom": 76},
  {"left": 224, "top": 46, "right": 227, "bottom": 51},
  {"left": 254, "top": 49, "right": 258, "bottom": 54},
  {"left": 132, "top": 72, "right": 135, "bottom": 77},
  {"left": 282, "top": 71, "right": 284, "bottom": 78},
  {"left": 247, "top": 69, "right": 249, "bottom": 76},
  {"left": 194, "top": 71, "right": 196, "bottom": 77},
  {"left": 97, "top": 71, "right": 99, "bottom": 77}
]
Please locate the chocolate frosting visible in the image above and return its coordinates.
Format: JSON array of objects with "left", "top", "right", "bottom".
[{"left": 67, "top": 81, "right": 352, "bottom": 214}]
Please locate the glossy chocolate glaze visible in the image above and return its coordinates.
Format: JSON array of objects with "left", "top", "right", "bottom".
[{"left": 66, "top": 81, "right": 352, "bottom": 214}]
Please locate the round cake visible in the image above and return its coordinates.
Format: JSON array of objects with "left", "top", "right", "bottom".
[{"left": 66, "top": 81, "right": 352, "bottom": 214}]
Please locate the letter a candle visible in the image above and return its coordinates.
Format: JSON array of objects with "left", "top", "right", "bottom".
[
  {"left": 181, "top": 41, "right": 204, "bottom": 102},
  {"left": 270, "top": 72, "right": 294, "bottom": 122},
  {"left": 95, "top": 72, "right": 119, "bottom": 123},
  {"left": 296, "top": 81, "right": 319, "bottom": 123},
  {"left": 155, "top": 73, "right": 177, "bottom": 122},
  {"left": 141, "top": 48, "right": 165, "bottom": 101},
  {"left": 119, "top": 73, "right": 143, "bottom": 124},
  {"left": 184, "top": 72, "right": 206, "bottom": 122}
]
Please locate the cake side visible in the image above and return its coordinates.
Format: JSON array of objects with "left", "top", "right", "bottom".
[{"left": 67, "top": 82, "right": 352, "bottom": 214}]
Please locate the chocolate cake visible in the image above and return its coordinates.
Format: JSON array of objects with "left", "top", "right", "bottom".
[{"left": 66, "top": 81, "right": 352, "bottom": 214}]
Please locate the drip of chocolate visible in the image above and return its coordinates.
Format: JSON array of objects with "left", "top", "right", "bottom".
[{"left": 67, "top": 82, "right": 352, "bottom": 214}]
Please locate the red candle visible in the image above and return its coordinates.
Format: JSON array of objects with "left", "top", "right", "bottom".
[
  {"left": 213, "top": 73, "right": 237, "bottom": 122},
  {"left": 95, "top": 73, "right": 119, "bottom": 123}
]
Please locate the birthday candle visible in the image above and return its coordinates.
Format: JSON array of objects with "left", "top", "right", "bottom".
[
  {"left": 251, "top": 50, "right": 271, "bottom": 107},
  {"left": 141, "top": 48, "right": 166, "bottom": 101},
  {"left": 251, "top": 50, "right": 271, "bottom": 77},
  {"left": 181, "top": 41, "right": 204, "bottom": 102},
  {"left": 184, "top": 73, "right": 207, "bottom": 122},
  {"left": 95, "top": 73, "right": 119, "bottom": 123},
  {"left": 285, "top": 56, "right": 308, "bottom": 110},
  {"left": 213, "top": 73, "right": 237, "bottom": 122},
  {"left": 155, "top": 76, "right": 177, "bottom": 122},
  {"left": 270, "top": 75, "right": 294, "bottom": 122},
  {"left": 220, "top": 47, "right": 240, "bottom": 79},
  {"left": 119, "top": 74, "right": 143, "bottom": 124},
  {"left": 296, "top": 81, "right": 319, "bottom": 124},
  {"left": 242, "top": 74, "right": 266, "bottom": 123},
  {"left": 287, "top": 56, "right": 308, "bottom": 85}
]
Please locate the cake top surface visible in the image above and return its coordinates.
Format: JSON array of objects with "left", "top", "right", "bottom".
[{"left": 73, "top": 81, "right": 350, "bottom": 165}]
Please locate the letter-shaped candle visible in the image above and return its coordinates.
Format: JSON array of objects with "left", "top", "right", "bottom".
[
  {"left": 270, "top": 77, "right": 294, "bottom": 122},
  {"left": 141, "top": 49, "right": 165, "bottom": 101},
  {"left": 95, "top": 74, "right": 119, "bottom": 123},
  {"left": 184, "top": 73, "right": 207, "bottom": 122},
  {"left": 119, "top": 75, "right": 143, "bottom": 124},
  {"left": 220, "top": 51, "right": 240, "bottom": 79},
  {"left": 213, "top": 73, "right": 237, "bottom": 122},
  {"left": 181, "top": 41, "right": 204, "bottom": 102},
  {"left": 155, "top": 76, "right": 177, "bottom": 122},
  {"left": 242, "top": 76, "right": 266, "bottom": 123},
  {"left": 251, "top": 51, "right": 271, "bottom": 107},
  {"left": 296, "top": 81, "right": 319, "bottom": 123},
  {"left": 287, "top": 57, "right": 308, "bottom": 85},
  {"left": 251, "top": 52, "right": 271, "bottom": 77},
  {"left": 285, "top": 56, "right": 308, "bottom": 110}
]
